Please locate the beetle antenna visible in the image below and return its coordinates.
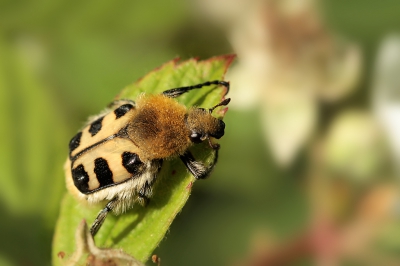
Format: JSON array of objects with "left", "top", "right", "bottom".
[{"left": 209, "top": 98, "right": 231, "bottom": 113}]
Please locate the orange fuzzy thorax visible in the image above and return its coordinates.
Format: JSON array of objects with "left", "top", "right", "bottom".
[{"left": 127, "top": 94, "right": 191, "bottom": 160}]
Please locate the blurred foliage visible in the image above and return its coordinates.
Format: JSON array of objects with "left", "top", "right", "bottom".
[{"left": 0, "top": 0, "right": 400, "bottom": 265}]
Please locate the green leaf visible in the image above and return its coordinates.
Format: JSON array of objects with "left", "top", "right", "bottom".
[{"left": 53, "top": 55, "right": 235, "bottom": 265}]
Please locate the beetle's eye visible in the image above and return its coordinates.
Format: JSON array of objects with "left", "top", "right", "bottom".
[{"left": 190, "top": 132, "right": 202, "bottom": 143}]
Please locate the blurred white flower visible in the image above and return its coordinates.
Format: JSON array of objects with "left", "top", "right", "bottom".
[
  {"left": 372, "top": 34, "right": 400, "bottom": 176},
  {"left": 219, "top": 0, "right": 361, "bottom": 166},
  {"left": 261, "top": 82, "right": 318, "bottom": 166}
]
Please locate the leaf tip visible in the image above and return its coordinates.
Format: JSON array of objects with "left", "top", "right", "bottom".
[{"left": 204, "top": 54, "right": 236, "bottom": 73}]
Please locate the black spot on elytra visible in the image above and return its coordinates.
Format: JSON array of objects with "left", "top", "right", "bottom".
[
  {"left": 72, "top": 164, "right": 89, "bottom": 193},
  {"left": 114, "top": 104, "right": 133, "bottom": 119},
  {"left": 88, "top": 116, "right": 104, "bottom": 136},
  {"left": 69, "top": 132, "right": 82, "bottom": 153},
  {"left": 122, "top": 152, "right": 142, "bottom": 174},
  {"left": 94, "top": 158, "right": 114, "bottom": 187}
]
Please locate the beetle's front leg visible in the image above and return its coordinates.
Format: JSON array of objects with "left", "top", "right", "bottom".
[
  {"left": 179, "top": 150, "right": 218, "bottom": 179},
  {"left": 90, "top": 197, "right": 119, "bottom": 236}
]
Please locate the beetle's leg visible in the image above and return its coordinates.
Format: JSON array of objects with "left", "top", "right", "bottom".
[
  {"left": 179, "top": 149, "right": 219, "bottom": 179},
  {"left": 90, "top": 197, "right": 119, "bottom": 236},
  {"left": 137, "top": 181, "right": 152, "bottom": 206},
  {"left": 162, "top": 80, "right": 229, "bottom": 98},
  {"left": 136, "top": 160, "right": 162, "bottom": 206}
]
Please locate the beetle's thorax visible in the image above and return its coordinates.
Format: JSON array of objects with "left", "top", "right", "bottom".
[{"left": 127, "top": 94, "right": 192, "bottom": 160}]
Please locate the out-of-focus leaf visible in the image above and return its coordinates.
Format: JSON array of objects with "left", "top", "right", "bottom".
[
  {"left": 0, "top": 36, "right": 69, "bottom": 265},
  {"left": 0, "top": 35, "right": 67, "bottom": 218},
  {"left": 53, "top": 55, "right": 234, "bottom": 265}
]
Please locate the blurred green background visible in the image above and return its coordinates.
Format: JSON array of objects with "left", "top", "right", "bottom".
[{"left": 1, "top": 0, "right": 400, "bottom": 265}]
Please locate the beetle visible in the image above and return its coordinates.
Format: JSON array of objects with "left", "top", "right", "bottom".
[{"left": 65, "top": 80, "right": 230, "bottom": 235}]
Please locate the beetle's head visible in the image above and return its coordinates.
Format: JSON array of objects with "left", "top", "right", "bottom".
[{"left": 186, "top": 98, "right": 230, "bottom": 149}]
